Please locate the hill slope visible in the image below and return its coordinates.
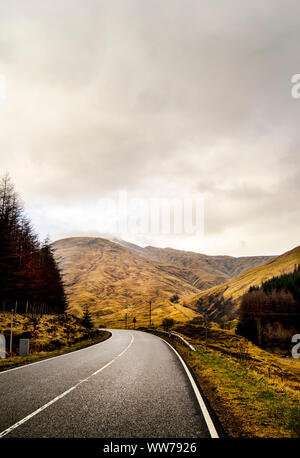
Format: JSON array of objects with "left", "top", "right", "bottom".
[
  {"left": 115, "top": 240, "right": 275, "bottom": 289},
  {"left": 52, "top": 237, "right": 277, "bottom": 326},
  {"left": 53, "top": 237, "right": 201, "bottom": 326},
  {"left": 183, "top": 245, "right": 300, "bottom": 322}
]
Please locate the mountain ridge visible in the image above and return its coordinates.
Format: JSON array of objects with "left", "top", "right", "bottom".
[
  {"left": 52, "top": 236, "right": 277, "bottom": 326},
  {"left": 183, "top": 244, "right": 300, "bottom": 322}
]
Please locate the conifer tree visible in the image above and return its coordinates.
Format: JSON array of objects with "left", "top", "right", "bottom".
[
  {"left": 0, "top": 174, "right": 67, "bottom": 314},
  {"left": 82, "top": 308, "right": 94, "bottom": 330}
]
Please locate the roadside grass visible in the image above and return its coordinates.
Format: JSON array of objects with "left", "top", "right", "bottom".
[
  {"left": 187, "top": 347, "right": 300, "bottom": 438},
  {"left": 154, "top": 322, "right": 300, "bottom": 438},
  {"left": 0, "top": 312, "right": 111, "bottom": 371},
  {"left": 174, "top": 322, "right": 300, "bottom": 390},
  {"left": 0, "top": 331, "right": 111, "bottom": 372},
  {"left": 0, "top": 313, "right": 90, "bottom": 351}
]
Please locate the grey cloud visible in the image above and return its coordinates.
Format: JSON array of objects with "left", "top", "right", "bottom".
[{"left": 0, "top": 0, "right": 299, "bottom": 255}]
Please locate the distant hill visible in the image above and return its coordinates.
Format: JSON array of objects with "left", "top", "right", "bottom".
[
  {"left": 115, "top": 240, "right": 275, "bottom": 289},
  {"left": 183, "top": 245, "right": 300, "bottom": 322},
  {"left": 52, "top": 237, "right": 199, "bottom": 326},
  {"left": 52, "top": 237, "right": 275, "bottom": 326}
]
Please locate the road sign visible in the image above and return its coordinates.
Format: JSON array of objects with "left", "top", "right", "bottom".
[
  {"left": 19, "top": 338, "right": 30, "bottom": 356},
  {"left": 0, "top": 334, "right": 5, "bottom": 358}
]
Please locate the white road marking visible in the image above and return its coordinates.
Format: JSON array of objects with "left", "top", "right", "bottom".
[
  {"left": 163, "top": 339, "right": 219, "bottom": 438},
  {"left": 0, "top": 333, "right": 134, "bottom": 438},
  {"left": 0, "top": 332, "right": 113, "bottom": 375}
]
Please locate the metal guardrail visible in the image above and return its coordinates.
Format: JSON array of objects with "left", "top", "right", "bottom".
[{"left": 147, "top": 328, "right": 196, "bottom": 351}]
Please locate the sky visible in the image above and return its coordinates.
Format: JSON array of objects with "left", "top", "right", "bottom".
[{"left": 0, "top": 0, "right": 299, "bottom": 257}]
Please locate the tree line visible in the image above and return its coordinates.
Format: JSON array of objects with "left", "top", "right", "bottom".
[
  {"left": 0, "top": 174, "right": 67, "bottom": 314},
  {"left": 237, "top": 265, "right": 300, "bottom": 348}
]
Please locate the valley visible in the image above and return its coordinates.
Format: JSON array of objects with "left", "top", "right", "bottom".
[{"left": 53, "top": 236, "right": 277, "bottom": 327}]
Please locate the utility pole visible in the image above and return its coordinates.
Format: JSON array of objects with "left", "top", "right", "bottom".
[
  {"left": 257, "top": 317, "right": 262, "bottom": 346},
  {"left": 204, "top": 311, "right": 208, "bottom": 351},
  {"left": 10, "top": 309, "right": 14, "bottom": 355},
  {"left": 149, "top": 300, "right": 152, "bottom": 328},
  {"left": 125, "top": 313, "right": 127, "bottom": 329}
]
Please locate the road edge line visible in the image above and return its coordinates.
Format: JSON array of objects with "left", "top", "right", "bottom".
[
  {"left": 163, "top": 339, "right": 219, "bottom": 438},
  {"left": 0, "top": 332, "right": 112, "bottom": 375}
]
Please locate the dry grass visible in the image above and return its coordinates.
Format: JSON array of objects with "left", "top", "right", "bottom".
[
  {"left": 0, "top": 312, "right": 110, "bottom": 371},
  {"left": 53, "top": 237, "right": 277, "bottom": 327},
  {"left": 53, "top": 237, "right": 199, "bottom": 327},
  {"left": 183, "top": 245, "right": 300, "bottom": 319},
  {"left": 156, "top": 322, "right": 300, "bottom": 437},
  {"left": 174, "top": 322, "right": 300, "bottom": 389},
  {"left": 0, "top": 332, "right": 111, "bottom": 372}
]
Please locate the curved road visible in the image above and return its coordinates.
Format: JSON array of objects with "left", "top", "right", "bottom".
[{"left": 0, "top": 330, "right": 216, "bottom": 438}]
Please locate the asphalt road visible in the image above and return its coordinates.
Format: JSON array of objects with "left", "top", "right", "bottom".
[{"left": 0, "top": 329, "right": 216, "bottom": 438}]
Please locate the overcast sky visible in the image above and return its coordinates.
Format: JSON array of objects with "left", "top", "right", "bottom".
[{"left": 0, "top": 0, "right": 299, "bottom": 256}]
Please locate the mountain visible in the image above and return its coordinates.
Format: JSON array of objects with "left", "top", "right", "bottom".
[
  {"left": 52, "top": 237, "right": 200, "bottom": 326},
  {"left": 52, "top": 237, "right": 275, "bottom": 326},
  {"left": 114, "top": 240, "right": 275, "bottom": 289},
  {"left": 183, "top": 245, "right": 300, "bottom": 322}
]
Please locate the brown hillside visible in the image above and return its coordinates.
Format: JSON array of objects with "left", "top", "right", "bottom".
[
  {"left": 52, "top": 237, "right": 200, "bottom": 327},
  {"left": 184, "top": 245, "right": 300, "bottom": 322},
  {"left": 52, "top": 237, "right": 278, "bottom": 326},
  {"left": 116, "top": 240, "right": 275, "bottom": 289}
]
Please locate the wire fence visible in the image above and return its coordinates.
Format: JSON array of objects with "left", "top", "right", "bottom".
[{"left": 1, "top": 300, "right": 55, "bottom": 315}]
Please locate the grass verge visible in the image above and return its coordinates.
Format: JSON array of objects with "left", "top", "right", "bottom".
[
  {"left": 151, "top": 325, "right": 300, "bottom": 438},
  {"left": 0, "top": 331, "right": 111, "bottom": 372}
]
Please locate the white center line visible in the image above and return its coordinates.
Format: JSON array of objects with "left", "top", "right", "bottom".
[{"left": 0, "top": 333, "right": 134, "bottom": 438}]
